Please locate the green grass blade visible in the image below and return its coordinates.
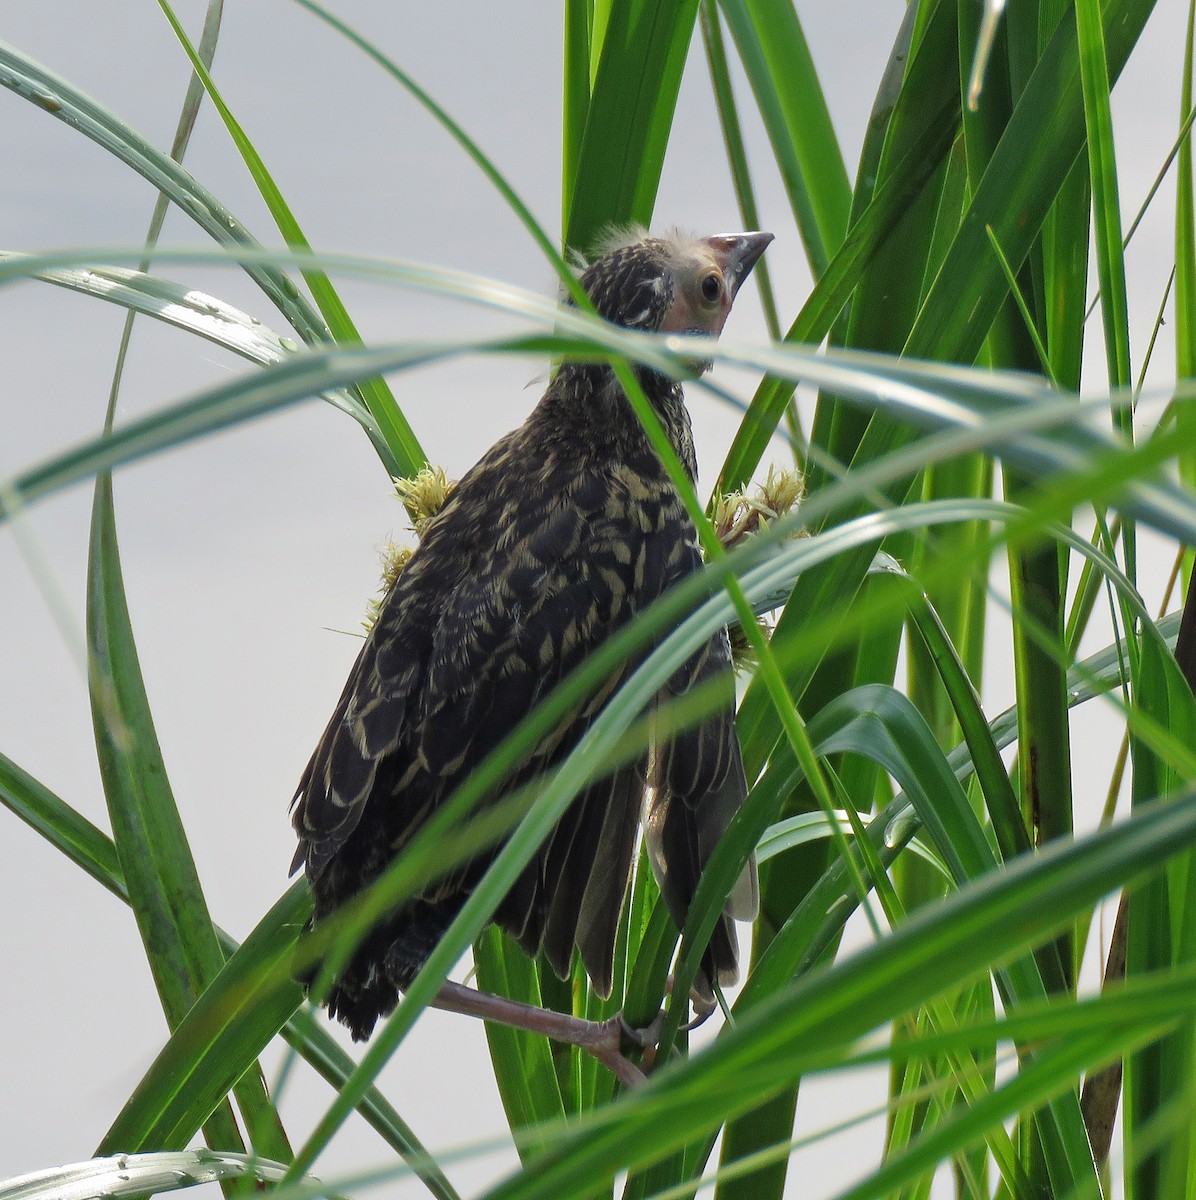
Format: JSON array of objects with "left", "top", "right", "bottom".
[
  {"left": 716, "top": 0, "right": 850, "bottom": 276},
  {"left": 473, "top": 929, "right": 570, "bottom": 1158},
  {"left": 476, "top": 792, "right": 1196, "bottom": 1200},
  {"left": 700, "top": 2, "right": 782, "bottom": 343},
  {"left": 896, "top": 566, "right": 1029, "bottom": 864},
  {"left": 906, "top": 0, "right": 1154, "bottom": 365},
  {"left": 87, "top": 472, "right": 254, "bottom": 1159},
  {"left": 1124, "top": 628, "right": 1196, "bottom": 1198},
  {"left": 1076, "top": 0, "right": 1133, "bottom": 394},
  {"left": 1176, "top": 2, "right": 1196, "bottom": 501},
  {"left": 1042, "top": 152, "right": 1092, "bottom": 391},
  {"left": 562, "top": 0, "right": 592, "bottom": 225},
  {"left": 7, "top": 256, "right": 377, "bottom": 433},
  {"left": 564, "top": 0, "right": 699, "bottom": 249}
]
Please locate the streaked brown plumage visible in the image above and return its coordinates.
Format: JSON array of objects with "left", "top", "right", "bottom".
[{"left": 292, "top": 229, "right": 771, "bottom": 1043}]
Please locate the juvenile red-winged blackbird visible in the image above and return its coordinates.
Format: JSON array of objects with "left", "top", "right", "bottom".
[{"left": 292, "top": 229, "right": 771, "bottom": 1077}]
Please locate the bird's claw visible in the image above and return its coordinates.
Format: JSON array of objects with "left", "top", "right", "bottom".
[
  {"left": 618, "top": 1009, "right": 665, "bottom": 1049},
  {"left": 680, "top": 992, "right": 716, "bottom": 1032}
]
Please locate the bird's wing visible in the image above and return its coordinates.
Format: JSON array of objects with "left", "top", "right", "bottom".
[
  {"left": 289, "top": 439, "right": 516, "bottom": 880},
  {"left": 289, "top": 542, "right": 462, "bottom": 881},
  {"left": 410, "top": 483, "right": 657, "bottom": 987},
  {"left": 293, "top": 449, "right": 664, "bottom": 980},
  {"left": 495, "top": 757, "right": 645, "bottom": 997},
  {"left": 644, "top": 608, "right": 758, "bottom": 996}
]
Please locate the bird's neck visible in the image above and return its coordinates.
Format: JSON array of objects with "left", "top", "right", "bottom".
[{"left": 536, "top": 362, "right": 698, "bottom": 480}]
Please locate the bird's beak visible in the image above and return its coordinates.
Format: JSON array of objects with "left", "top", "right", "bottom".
[{"left": 702, "top": 231, "right": 774, "bottom": 298}]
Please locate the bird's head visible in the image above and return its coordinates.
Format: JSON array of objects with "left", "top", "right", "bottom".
[{"left": 575, "top": 228, "right": 773, "bottom": 343}]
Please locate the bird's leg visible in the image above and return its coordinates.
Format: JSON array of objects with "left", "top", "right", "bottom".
[{"left": 431, "top": 979, "right": 660, "bottom": 1089}]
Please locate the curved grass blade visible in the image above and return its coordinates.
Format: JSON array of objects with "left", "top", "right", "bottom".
[
  {"left": 152, "top": 0, "right": 425, "bottom": 479},
  {"left": 3, "top": 255, "right": 376, "bottom": 433},
  {"left": 756, "top": 812, "right": 946, "bottom": 876},
  {"left": 0, "top": 42, "right": 324, "bottom": 347},
  {"left": 87, "top": 471, "right": 251, "bottom": 1158},
  {"left": 0, "top": 1151, "right": 291, "bottom": 1200}
]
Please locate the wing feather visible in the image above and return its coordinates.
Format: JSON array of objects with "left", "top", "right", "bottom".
[
  {"left": 644, "top": 628, "right": 757, "bottom": 996},
  {"left": 293, "top": 441, "right": 672, "bottom": 997}
]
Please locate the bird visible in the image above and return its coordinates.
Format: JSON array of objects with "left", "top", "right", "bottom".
[{"left": 291, "top": 228, "right": 771, "bottom": 1080}]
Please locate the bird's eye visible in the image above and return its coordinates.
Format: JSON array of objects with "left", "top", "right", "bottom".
[{"left": 700, "top": 272, "right": 723, "bottom": 304}]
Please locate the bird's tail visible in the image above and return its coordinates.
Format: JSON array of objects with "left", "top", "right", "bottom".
[{"left": 296, "top": 898, "right": 463, "bottom": 1041}]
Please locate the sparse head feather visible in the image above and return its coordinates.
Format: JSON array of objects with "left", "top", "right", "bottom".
[
  {"left": 576, "top": 235, "right": 675, "bottom": 331},
  {"left": 583, "top": 225, "right": 705, "bottom": 264},
  {"left": 568, "top": 227, "right": 773, "bottom": 339}
]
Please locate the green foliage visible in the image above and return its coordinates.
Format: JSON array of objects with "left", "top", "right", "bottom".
[{"left": 1, "top": 0, "right": 1194, "bottom": 1197}]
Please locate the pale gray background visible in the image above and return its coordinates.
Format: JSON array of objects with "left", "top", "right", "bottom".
[{"left": 0, "top": 1, "right": 1186, "bottom": 1195}]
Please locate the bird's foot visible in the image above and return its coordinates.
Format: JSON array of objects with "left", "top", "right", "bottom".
[
  {"left": 659, "top": 972, "right": 718, "bottom": 1031},
  {"left": 578, "top": 1014, "right": 657, "bottom": 1089}
]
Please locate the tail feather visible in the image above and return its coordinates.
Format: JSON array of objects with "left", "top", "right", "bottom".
[{"left": 297, "top": 898, "right": 463, "bottom": 1041}]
